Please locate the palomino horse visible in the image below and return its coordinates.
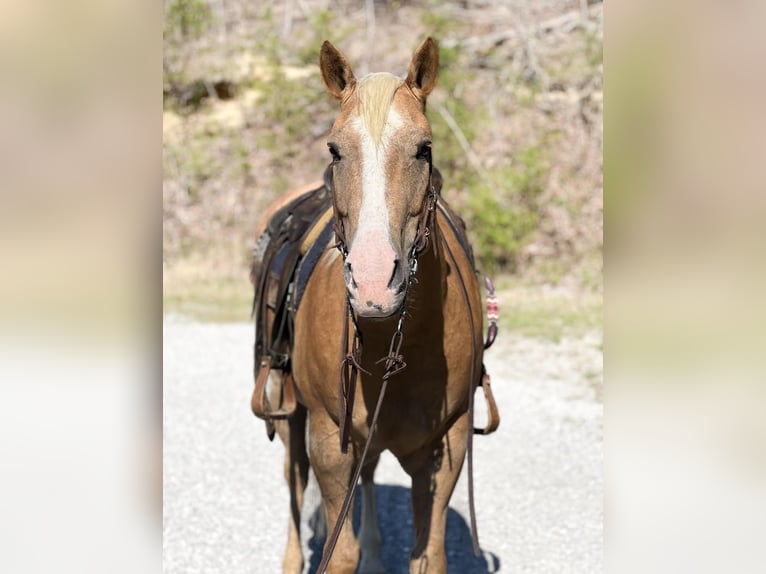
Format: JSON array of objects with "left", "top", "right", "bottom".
[{"left": 254, "top": 38, "right": 495, "bottom": 573}]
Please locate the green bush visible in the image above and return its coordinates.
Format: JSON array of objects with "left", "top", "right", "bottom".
[
  {"left": 163, "top": 0, "right": 213, "bottom": 108},
  {"left": 164, "top": 0, "right": 211, "bottom": 42},
  {"left": 468, "top": 146, "right": 547, "bottom": 273}
]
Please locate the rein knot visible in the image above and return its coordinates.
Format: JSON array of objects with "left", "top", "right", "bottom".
[
  {"left": 376, "top": 353, "right": 407, "bottom": 380},
  {"left": 342, "top": 351, "right": 370, "bottom": 376}
]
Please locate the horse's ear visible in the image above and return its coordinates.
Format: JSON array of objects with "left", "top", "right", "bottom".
[
  {"left": 320, "top": 41, "right": 356, "bottom": 100},
  {"left": 405, "top": 37, "right": 439, "bottom": 100}
]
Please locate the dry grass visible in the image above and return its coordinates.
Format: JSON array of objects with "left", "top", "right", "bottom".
[{"left": 163, "top": 0, "right": 602, "bottom": 320}]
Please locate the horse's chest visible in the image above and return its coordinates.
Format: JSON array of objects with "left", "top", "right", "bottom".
[{"left": 354, "top": 376, "right": 466, "bottom": 450}]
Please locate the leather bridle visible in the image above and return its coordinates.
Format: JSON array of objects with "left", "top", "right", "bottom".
[
  {"left": 317, "top": 159, "right": 489, "bottom": 572},
  {"left": 332, "top": 162, "right": 438, "bottom": 455}
]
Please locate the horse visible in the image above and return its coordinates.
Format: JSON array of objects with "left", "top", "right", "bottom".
[{"left": 252, "top": 38, "right": 497, "bottom": 574}]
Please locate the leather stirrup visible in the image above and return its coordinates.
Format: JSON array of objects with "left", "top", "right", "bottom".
[
  {"left": 251, "top": 355, "right": 298, "bottom": 420},
  {"left": 473, "top": 369, "right": 500, "bottom": 435}
]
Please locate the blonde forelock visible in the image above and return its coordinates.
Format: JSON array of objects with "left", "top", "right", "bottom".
[{"left": 355, "top": 73, "right": 403, "bottom": 146}]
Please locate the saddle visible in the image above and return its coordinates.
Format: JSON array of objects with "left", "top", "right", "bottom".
[
  {"left": 250, "top": 170, "right": 500, "bottom": 439},
  {"left": 250, "top": 183, "right": 333, "bottom": 430}
]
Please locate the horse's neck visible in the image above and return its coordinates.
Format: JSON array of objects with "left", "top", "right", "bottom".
[{"left": 408, "top": 229, "right": 447, "bottom": 320}]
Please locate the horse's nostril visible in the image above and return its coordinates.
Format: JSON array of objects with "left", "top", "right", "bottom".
[{"left": 387, "top": 259, "right": 400, "bottom": 289}]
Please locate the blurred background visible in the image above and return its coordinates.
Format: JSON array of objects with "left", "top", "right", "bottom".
[
  {"left": 161, "top": 3, "right": 604, "bottom": 572},
  {"left": 162, "top": 0, "right": 603, "bottom": 327},
  {"left": 607, "top": 1, "right": 766, "bottom": 572},
  {"left": 1, "top": 0, "right": 764, "bottom": 571}
]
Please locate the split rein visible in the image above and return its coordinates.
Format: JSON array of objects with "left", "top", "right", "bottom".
[
  {"left": 332, "top": 183, "right": 436, "bottom": 456},
  {"left": 318, "top": 185, "right": 437, "bottom": 574},
  {"left": 318, "top": 176, "right": 498, "bottom": 570}
]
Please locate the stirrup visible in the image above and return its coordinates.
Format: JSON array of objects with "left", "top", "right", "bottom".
[
  {"left": 473, "top": 369, "right": 500, "bottom": 435},
  {"left": 251, "top": 355, "right": 297, "bottom": 420}
]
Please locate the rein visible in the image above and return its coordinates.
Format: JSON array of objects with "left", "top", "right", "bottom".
[
  {"left": 317, "top": 178, "right": 437, "bottom": 573},
  {"left": 335, "top": 183, "right": 436, "bottom": 454},
  {"left": 319, "top": 180, "right": 490, "bottom": 570},
  {"left": 318, "top": 279, "right": 416, "bottom": 574},
  {"left": 438, "top": 225, "right": 481, "bottom": 555}
]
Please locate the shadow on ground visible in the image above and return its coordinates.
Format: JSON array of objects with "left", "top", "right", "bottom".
[{"left": 307, "top": 484, "right": 500, "bottom": 573}]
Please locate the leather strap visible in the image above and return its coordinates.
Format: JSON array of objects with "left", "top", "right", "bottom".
[
  {"left": 483, "top": 276, "right": 499, "bottom": 350},
  {"left": 474, "top": 369, "right": 500, "bottom": 435},
  {"left": 438, "top": 226, "right": 482, "bottom": 556},
  {"left": 300, "top": 207, "right": 334, "bottom": 254},
  {"left": 317, "top": 163, "right": 502, "bottom": 568},
  {"left": 251, "top": 356, "right": 298, "bottom": 420},
  {"left": 319, "top": 181, "right": 434, "bottom": 571},
  {"left": 338, "top": 298, "right": 363, "bottom": 454},
  {"left": 317, "top": 331, "right": 397, "bottom": 574}
]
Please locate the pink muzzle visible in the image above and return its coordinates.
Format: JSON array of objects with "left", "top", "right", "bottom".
[{"left": 344, "top": 233, "right": 404, "bottom": 317}]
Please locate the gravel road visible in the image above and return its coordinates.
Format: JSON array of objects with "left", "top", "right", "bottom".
[{"left": 163, "top": 316, "right": 602, "bottom": 573}]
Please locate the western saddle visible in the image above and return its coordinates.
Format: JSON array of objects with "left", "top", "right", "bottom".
[{"left": 250, "top": 171, "right": 499, "bottom": 439}]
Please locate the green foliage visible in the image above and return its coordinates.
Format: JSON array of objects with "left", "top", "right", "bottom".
[
  {"left": 244, "top": 23, "right": 335, "bottom": 178},
  {"left": 418, "top": 6, "right": 552, "bottom": 275},
  {"left": 296, "top": 9, "right": 353, "bottom": 65},
  {"left": 163, "top": 0, "right": 214, "bottom": 108},
  {"left": 233, "top": 135, "right": 252, "bottom": 182},
  {"left": 468, "top": 146, "right": 547, "bottom": 273},
  {"left": 421, "top": 23, "right": 549, "bottom": 275},
  {"left": 164, "top": 0, "right": 211, "bottom": 43},
  {"left": 164, "top": 133, "right": 219, "bottom": 203},
  {"left": 250, "top": 67, "right": 327, "bottom": 168},
  {"left": 584, "top": 28, "right": 603, "bottom": 70}
]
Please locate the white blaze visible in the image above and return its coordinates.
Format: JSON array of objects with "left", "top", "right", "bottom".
[{"left": 351, "top": 110, "right": 403, "bottom": 250}]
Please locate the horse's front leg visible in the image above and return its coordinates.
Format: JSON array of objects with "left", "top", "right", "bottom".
[
  {"left": 309, "top": 410, "right": 360, "bottom": 574},
  {"left": 400, "top": 412, "right": 469, "bottom": 574},
  {"left": 273, "top": 401, "right": 310, "bottom": 574},
  {"left": 358, "top": 455, "right": 386, "bottom": 574}
]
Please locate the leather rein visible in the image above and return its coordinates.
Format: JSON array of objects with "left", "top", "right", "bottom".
[{"left": 318, "top": 163, "right": 494, "bottom": 571}]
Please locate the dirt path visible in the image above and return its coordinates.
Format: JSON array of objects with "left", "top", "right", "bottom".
[{"left": 163, "top": 317, "right": 602, "bottom": 573}]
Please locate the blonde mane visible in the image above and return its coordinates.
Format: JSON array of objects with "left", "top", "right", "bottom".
[{"left": 356, "top": 73, "right": 403, "bottom": 146}]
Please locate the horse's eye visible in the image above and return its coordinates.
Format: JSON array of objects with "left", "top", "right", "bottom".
[
  {"left": 415, "top": 141, "right": 432, "bottom": 162},
  {"left": 328, "top": 143, "right": 341, "bottom": 163}
]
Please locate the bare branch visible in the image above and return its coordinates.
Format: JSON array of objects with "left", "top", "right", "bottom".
[
  {"left": 443, "top": 4, "right": 602, "bottom": 52},
  {"left": 432, "top": 101, "right": 491, "bottom": 185}
]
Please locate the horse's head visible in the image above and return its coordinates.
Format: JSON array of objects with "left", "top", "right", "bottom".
[{"left": 320, "top": 38, "right": 439, "bottom": 318}]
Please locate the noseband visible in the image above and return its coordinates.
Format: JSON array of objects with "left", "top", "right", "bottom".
[{"left": 328, "top": 158, "right": 438, "bottom": 275}]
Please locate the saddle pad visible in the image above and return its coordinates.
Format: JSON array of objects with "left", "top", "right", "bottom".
[
  {"left": 292, "top": 209, "right": 336, "bottom": 311},
  {"left": 266, "top": 241, "right": 294, "bottom": 309}
]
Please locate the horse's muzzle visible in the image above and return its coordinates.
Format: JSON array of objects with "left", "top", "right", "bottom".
[{"left": 344, "top": 246, "right": 407, "bottom": 318}]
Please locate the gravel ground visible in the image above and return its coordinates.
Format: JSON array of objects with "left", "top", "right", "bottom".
[{"left": 163, "top": 316, "right": 602, "bottom": 573}]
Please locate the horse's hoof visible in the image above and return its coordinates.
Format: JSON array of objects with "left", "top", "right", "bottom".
[{"left": 358, "top": 556, "right": 387, "bottom": 574}]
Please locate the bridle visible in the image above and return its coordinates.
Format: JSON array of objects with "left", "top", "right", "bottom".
[
  {"left": 329, "top": 156, "right": 437, "bottom": 272},
  {"left": 330, "top": 157, "right": 438, "bottom": 454},
  {"left": 316, "top": 155, "right": 486, "bottom": 572}
]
